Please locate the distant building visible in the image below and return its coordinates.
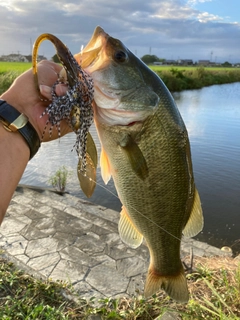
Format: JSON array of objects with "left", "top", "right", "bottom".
[
  {"left": 177, "top": 59, "right": 193, "bottom": 65},
  {"left": 0, "top": 53, "right": 47, "bottom": 62},
  {"left": 153, "top": 61, "right": 162, "bottom": 65},
  {"left": 164, "top": 60, "right": 176, "bottom": 65},
  {"left": 198, "top": 60, "right": 211, "bottom": 66}
]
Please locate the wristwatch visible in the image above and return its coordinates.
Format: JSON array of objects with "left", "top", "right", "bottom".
[{"left": 0, "top": 100, "right": 41, "bottom": 159}]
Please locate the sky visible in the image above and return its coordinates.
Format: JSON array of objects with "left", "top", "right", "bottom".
[{"left": 0, "top": 0, "right": 239, "bottom": 63}]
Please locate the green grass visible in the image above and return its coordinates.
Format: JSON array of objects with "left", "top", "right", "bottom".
[
  {"left": 0, "top": 62, "right": 32, "bottom": 94},
  {"left": 0, "top": 61, "right": 31, "bottom": 74},
  {"left": 149, "top": 65, "right": 236, "bottom": 72},
  {"left": 0, "top": 256, "right": 239, "bottom": 319},
  {"left": 1, "top": 62, "right": 240, "bottom": 94}
]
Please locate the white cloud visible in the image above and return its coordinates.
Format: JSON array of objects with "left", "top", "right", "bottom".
[{"left": 0, "top": 0, "right": 239, "bottom": 62}]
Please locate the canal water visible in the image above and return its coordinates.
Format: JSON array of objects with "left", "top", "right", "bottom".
[{"left": 20, "top": 82, "right": 240, "bottom": 254}]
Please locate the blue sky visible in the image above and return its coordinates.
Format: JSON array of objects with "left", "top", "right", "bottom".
[
  {"left": 190, "top": 0, "right": 239, "bottom": 23},
  {"left": 0, "top": 0, "right": 239, "bottom": 63}
]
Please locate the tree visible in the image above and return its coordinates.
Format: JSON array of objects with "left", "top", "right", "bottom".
[
  {"left": 52, "top": 54, "right": 60, "bottom": 63},
  {"left": 222, "top": 61, "right": 232, "bottom": 67},
  {"left": 141, "top": 54, "right": 160, "bottom": 65}
]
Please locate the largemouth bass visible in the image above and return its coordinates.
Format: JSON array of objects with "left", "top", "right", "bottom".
[{"left": 75, "top": 27, "right": 203, "bottom": 303}]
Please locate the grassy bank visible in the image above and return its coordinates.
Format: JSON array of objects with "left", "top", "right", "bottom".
[
  {"left": 151, "top": 66, "right": 240, "bottom": 92},
  {"left": 1, "top": 62, "right": 240, "bottom": 94},
  {"left": 0, "top": 256, "right": 239, "bottom": 319}
]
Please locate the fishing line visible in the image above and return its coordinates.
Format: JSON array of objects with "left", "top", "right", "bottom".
[{"left": 78, "top": 169, "right": 183, "bottom": 243}]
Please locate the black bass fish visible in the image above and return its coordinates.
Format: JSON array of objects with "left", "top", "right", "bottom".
[{"left": 75, "top": 26, "right": 203, "bottom": 302}]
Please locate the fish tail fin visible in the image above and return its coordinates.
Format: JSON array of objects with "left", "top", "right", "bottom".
[{"left": 144, "top": 264, "right": 189, "bottom": 303}]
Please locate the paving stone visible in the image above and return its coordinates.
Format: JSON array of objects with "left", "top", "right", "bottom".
[
  {"left": 127, "top": 274, "right": 145, "bottom": 295},
  {"left": 1, "top": 235, "right": 28, "bottom": 255},
  {"left": 73, "top": 281, "right": 102, "bottom": 300},
  {"left": 0, "top": 217, "right": 26, "bottom": 236},
  {"left": 89, "top": 224, "right": 114, "bottom": 236},
  {"left": 157, "top": 311, "right": 179, "bottom": 320},
  {"left": 11, "top": 195, "right": 32, "bottom": 206},
  {"left": 50, "top": 259, "right": 88, "bottom": 282},
  {"left": 100, "top": 233, "right": 122, "bottom": 245},
  {"left": 74, "top": 234, "right": 105, "bottom": 255},
  {"left": 53, "top": 231, "right": 78, "bottom": 244},
  {"left": 90, "top": 254, "right": 116, "bottom": 269},
  {"left": 86, "top": 264, "right": 129, "bottom": 296},
  {"left": 2, "top": 186, "right": 233, "bottom": 302},
  {"left": 15, "top": 254, "right": 29, "bottom": 265},
  {"left": 26, "top": 237, "right": 59, "bottom": 258},
  {"left": 24, "top": 209, "right": 46, "bottom": 220},
  {"left": 116, "top": 256, "right": 148, "bottom": 277},
  {"left": 60, "top": 246, "right": 97, "bottom": 267},
  {"left": 20, "top": 224, "right": 47, "bottom": 240},
  {"left": 28, "top": 252, "right": 60, "bottom": 271},
  {"left": 104, "top": 243, "right": 136, "bottom": 260}
]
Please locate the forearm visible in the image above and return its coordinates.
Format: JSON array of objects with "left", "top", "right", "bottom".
[{"left": 0, "top": 124, "right": 29, "bottom": 224}]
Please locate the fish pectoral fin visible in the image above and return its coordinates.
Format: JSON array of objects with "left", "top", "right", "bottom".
[
  {"left": 144, "top": 263, "right": 189, "bottom": 303},
  {"left": 100, "top": 147, "right": 112, "bottom": 185},
  {"left": 182, "top": 189, "right": 204, "bottom": 238},
  {"left": 118, "top": 206, "right": 143, "bottom": 249},
  {"left": 120, "top": 135, "right": 149, "bottom": 180},
  {"left": 77, "top": 134, "right": 98, "bottom": 198}
]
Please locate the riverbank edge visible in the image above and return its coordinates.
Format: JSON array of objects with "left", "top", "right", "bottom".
[
  {"left": 1, "top": 184, "right": 239, "bottom": 320},
  {"left": 1, "top": 67, "right": 240, "bottom": 95},
  {"left": 15, "top": 183, "right": 236, "bottom": 257}
]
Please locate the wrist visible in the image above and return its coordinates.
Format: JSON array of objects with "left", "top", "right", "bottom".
[{"left": 0, "top": 100, "right": 41, "bottom": 159}]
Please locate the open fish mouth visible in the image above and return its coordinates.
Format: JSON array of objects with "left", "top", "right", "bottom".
[{"left": 75, "top": 26, "right": 107, "bottom": 69}]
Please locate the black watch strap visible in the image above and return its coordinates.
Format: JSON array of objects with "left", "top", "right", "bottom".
[{"left": 0, "top": 100, "right": 41, "bottom": 159}]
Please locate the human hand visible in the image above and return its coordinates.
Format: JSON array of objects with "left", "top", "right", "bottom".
[{"left": 0, "top": 60, "right": 72, "bottom": 141}]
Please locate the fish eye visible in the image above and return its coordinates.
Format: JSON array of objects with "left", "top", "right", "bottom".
[{"left": 114, "top": 50, "right": 128, "bottom": 63}]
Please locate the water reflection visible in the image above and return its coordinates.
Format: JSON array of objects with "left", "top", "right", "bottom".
[
  {"left": 21, "top": 83, "right": 240, "bottom": 254},
  {"left": 173, "top": 83, "right": 240, "bottom": 253}
]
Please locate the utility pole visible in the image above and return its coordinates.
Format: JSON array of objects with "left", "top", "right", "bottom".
[{"left": 210, "top": 51, "right": 213, "bottom": 62}]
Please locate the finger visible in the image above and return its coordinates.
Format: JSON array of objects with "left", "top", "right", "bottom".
[
  {"left": 39, "top": 85, "right": 52, "bottom": 100},
  {"left": 55, "top": 83, "right": 68, "bottom": 96}
]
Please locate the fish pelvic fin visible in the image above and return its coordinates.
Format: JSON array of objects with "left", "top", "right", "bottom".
[
  {"left": 144, "top": 264, "right": 189, "bottom": 303},
  {"left": 118, "top": 206, "right": 143, "bottom": 249},
  {"left": 120, "top": 134, "right": 149, "bottom": 180},
  {"left": 183, "top": 189, "right": 204, "bottom": 238},
  {"left": 100, "top": 147, "right": 112, "bottom": 184}
]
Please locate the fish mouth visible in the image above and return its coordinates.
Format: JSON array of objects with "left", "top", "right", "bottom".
[
  {"left": 75, "top": 27, "right": 156, "bottom": 127},
  {"left": 74, "top": 26, "right": 107, "bottom": 69}
]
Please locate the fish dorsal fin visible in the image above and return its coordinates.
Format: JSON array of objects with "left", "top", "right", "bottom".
[
  {"left": 100, "top": 147, "right": 111, "bottom": 185},
  {"left": 118, "top": 206, "right": 143, "bottom": 249},
  {"left": 120, "top": 134, "right": 149, "bottom": 180},
  {"left": 183, "top": 189, "right": 204, "bottom": 238},
  {"left": 77, "top": 133, "right": 97, "bottom": 198}
]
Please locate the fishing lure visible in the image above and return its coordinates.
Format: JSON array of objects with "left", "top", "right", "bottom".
[{"left": 32, "top": 33, "right": 94, "bottom": 172}]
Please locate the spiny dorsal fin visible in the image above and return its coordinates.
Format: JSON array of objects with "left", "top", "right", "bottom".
[
  {"left": 119, "top": 134, "right": 148, "bottom": 180},
  {"left": 118, "top": 206, "right": 143, "bottom": 249},
  {"left": 100, "top": 147, "right": 111, "bottom": 184},
  {"left": 183, "top": 189, "right": 204, "bottom": 238}
]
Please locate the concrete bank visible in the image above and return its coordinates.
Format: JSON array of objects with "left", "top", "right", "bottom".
[{"left": 0, "top": 185, "right": 232, "bottom": 300}]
